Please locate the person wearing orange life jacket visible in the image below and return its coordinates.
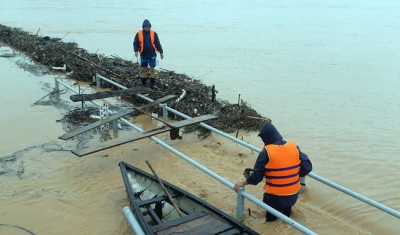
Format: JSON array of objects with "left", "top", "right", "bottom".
[
  {"left": 133, "top": 19, "right": 164, "bottom": 89},
  {"left": 234, "top": 122, "right": 312, "bottom": 222}
]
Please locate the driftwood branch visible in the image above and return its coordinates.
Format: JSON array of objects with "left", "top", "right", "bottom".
[
  {"left": 247, "top": 116, "right": 272, "bottom": 123},
  {"left": 59, "top": 47, "right": 124, "bottom": 78},
  {"left": 69, "top": 87, "right": 151, "bottom": 102}
]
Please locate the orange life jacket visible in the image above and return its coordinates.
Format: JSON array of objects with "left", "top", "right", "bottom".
[
  {"left": 138, "top": 29, "right": 158, "bottom": 53},
  {"left": 264, "top": 142, "right": 301, "bottom": 195}
]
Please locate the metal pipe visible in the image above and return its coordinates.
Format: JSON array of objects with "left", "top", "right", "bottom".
[
  {"left": 96, "top": 74, "right": 100, "bottom": 87},
  {"left": 122, "top": 206, "right": 145, "bottom": 235},
  {"left": 55, "top": 78, "right": 100, "bottom": 107},
  {"left": 97, "top": 74, "right": 126, "bottom": 89},
  {"left": 240, "top": 190, "right": 317, "bottom": 235},
  {"left": 55, "top": 78, "right": 132, "bottom": 131},
  {"left": 95, "top": 75, "right": 259, "bottom": 150},
  {"left": 161, "top": 105, "right": 261, "bottom": 152},
  {"left": 162, "top": 104, "right": 168, "bottom": 122},
  {"left": 106, "top": 112, "right": 316, "bottom": 234},
  {"left": 152, "top": 137, "right": 317, "bottom": 234},
  {"left": 176, "top": 89, "right": 186, "bottom": 102},
  {"left": 236, "top": 187, "right": 245, "bottom": 216},
  {"left": 308, "top": 172, "right": 400, "bottom": 219},
  {"left": 91, "top": 74, "right": 400, "bottom": 228},
  {"left": 73, "top": 81, "right": 313, "bottom": 233},
  {"left": 54, "top": 77, "right": 60, "bottom": 92},
  {"left": 154, "top": 137, "right": 234, "bottom": 188}
]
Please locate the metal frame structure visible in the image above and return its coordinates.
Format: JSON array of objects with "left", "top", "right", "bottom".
[{"left": 53, "top": 74, "right": 400, "bottom": 235}]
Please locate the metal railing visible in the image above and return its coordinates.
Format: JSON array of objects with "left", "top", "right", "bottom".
[{"left": 54, "top": 74, "right": 400, "bottom": 235}]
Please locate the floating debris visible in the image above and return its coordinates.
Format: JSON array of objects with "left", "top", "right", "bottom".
[{"left": 0, "top": 24, "right": 271, "bottom": 137}]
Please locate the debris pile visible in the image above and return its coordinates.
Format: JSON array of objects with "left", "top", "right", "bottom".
[{"left": 0, "top": 24, "right": 271, "bottom": 136}]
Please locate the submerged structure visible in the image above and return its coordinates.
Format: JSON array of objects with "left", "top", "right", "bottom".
[{"left": 0, "top": 24, "right": 270, "bottom": 137}]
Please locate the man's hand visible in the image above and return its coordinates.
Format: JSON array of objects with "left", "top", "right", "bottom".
[
  {"left": 234, "top": 180, "right": 248, "bottom": 193},
  {"left": 160, "top": 53, "right": 164, "bottom": 59},
  {"left": 135, "top": 52, "right": 138, "bottom": 57}
]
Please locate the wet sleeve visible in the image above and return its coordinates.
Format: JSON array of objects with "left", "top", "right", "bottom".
[
  {"left": 133, "top": 33, "right": 139, "bottom": 52},
  {"left": 297, "top": 146, "right": 312, "bottom": 177},
  {"left": 154, "top": 32, "right": 163, "bottom": 54},
  {"left": 246, "top": 149, "right": 269, "bottom": 185}
]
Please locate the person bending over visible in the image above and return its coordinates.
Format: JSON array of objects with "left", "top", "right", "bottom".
[{"left": 234, "top": 122, "right": 312, "bottom": 222}]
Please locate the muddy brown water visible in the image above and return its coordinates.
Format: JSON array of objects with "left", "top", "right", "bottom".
[
  {"left": 2, "top": 1, "right": 400, "bottom": 233},
  {"left": 0, "top": 46, "right": 379, "bottom": 235}
]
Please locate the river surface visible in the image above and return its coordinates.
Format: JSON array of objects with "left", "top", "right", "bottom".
[{"left": 1, "top": 0, "right": 400, "bottom": 234}]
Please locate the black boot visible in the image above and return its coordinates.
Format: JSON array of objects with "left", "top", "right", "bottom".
[
  {"left": 141, "top": 78, "right": 147, "bottom": 87},
  {"left": 150, "top": 78, "right": 158, "bottom": 90}
]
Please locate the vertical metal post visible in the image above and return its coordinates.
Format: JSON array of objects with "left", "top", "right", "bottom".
[
  {"left": 162, "top": 104, "right": 168, "bottom": 122},
  {"left": 53, "top": 77, "right": 60, "bottom": 92},
  {"left": 79, "top": 86, "right": 84, "bottom": 109},
  {"left": 236, "top": 187, "right": 245, "bottom": 217},
  {"left": 211, "top": 84, "right": 216, "bottom": 102},
  {"left": 113, "top": 120, "right": 118, "bottom": 132},
  {"left": 96, "top": 73, "right": 100, "bottom": 87}
]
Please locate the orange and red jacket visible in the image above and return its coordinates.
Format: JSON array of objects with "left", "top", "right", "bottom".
[
  {"left": 264, "top": 141, "right": 301, "bottom": 195},
  {"left": 137, "top": 29, "right": 158, "bottom": 53}
]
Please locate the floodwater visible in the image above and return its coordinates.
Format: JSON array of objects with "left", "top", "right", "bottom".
[{"left": 1, "top": 0, "right": 400, "bottom": 234}]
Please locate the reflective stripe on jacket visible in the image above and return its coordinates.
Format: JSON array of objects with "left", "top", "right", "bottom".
[
  {"left": 264, "top": 141, "right": 301, "bottom": 195},
  {"left": 138, "top": 29, "right": 158, "bottom": 53}
]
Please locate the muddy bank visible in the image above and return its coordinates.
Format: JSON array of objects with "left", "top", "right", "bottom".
[{"left": 0, "top": 24, "right": 270, "bottom": 137}]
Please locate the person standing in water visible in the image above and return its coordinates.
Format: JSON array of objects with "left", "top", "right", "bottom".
[
  {"left": 133, "top": 19, "right": 164, "bottom": 89},
  {"left": 234, "top": 122, "right": 312, "bottom": 222}
]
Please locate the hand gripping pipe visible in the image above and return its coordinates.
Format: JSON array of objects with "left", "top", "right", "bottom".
[
  {"left": 87, "top": 75, "right": 400, "bottom": 231},
  {"left": 93, "top": 75, "right": 316, "bottom": 234}
]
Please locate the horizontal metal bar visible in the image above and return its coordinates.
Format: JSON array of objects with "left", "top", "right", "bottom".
[
  {"left": 55, "top": 78, "right": 134, "bottom": 127},
  {"left": 55, "top": 78, "right": 100, "bottom": 107},
  {"left": 153, "top": 137, "right": 317, "bottom": 234},
  {"left": 91, "top": 75, "right": 318, "bottom": 233},
  {"left": 96, "top": 74, "right": 126, "bottom": 89},
  {"left": 240, "top": 190, "right": 317, "bottom": 235},
  {"left": 308, "top": 172, "right": 400, "bottom": 219},
  {"left": 91, "top": 74, "right": 400, "bottom": 232}
]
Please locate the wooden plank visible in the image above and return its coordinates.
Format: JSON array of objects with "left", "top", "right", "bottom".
[
  {"left": 217, "top": 229, "right": 241, "bottom": 235},
  {"left": 70, "top": 87, "right": 152, "bottom": 102},
  {"left": 141, "top": 126, "right": 166, "bottom": 134},
  {"left": 185, "top": 215, "right": 233, "bottom": 235},
  {"left": 147, "top": 205, "right": 163, "bottom": 225},
  {"left": 151, "top": 212, "right": 207, "bottom": 233},
  {"left": 59, "top": 95, "right": 175, "bottom": 140},
  {"left": 59, "top": 108, "right": 135, "bottom": 140},
  {"left": 130, "top": 95, "right": 176, "bottom": 110},
  {"left": 71, "top": 114, "right": 218, "bottom": 157},
  {"left": 137, "top": 193, "right": 180, "bottom": 207},
  {"left": 71, "top": 127, "right": 172, "bottom": 156},
  {"left": 155, "top": 214, "right": 234, "bottom": 235},
  {"left": 176, "top": 205, "right": 190, "bottom": 215},
  {"left": 170, "top": 114, "right": 218, "bottom": 128}
]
